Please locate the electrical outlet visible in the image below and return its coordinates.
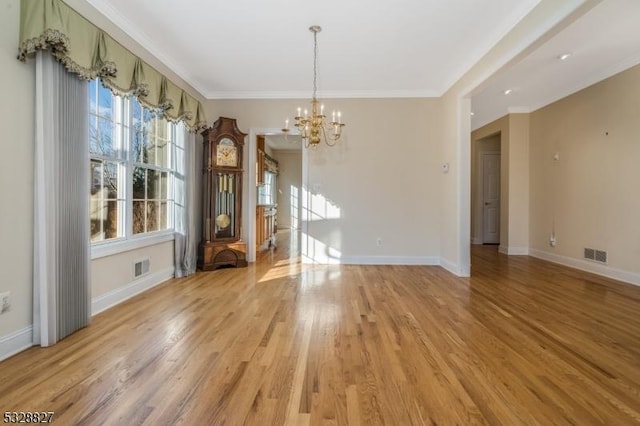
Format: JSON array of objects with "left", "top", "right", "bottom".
[
  {"left": 376, "top": 238, "right": 382, "bottom": 246},
  {"left": 0, "top": 291, "right": 10, "bottom": 314},
  {"left": 549, "top": 234, "right": 556, "bottom": 247}
]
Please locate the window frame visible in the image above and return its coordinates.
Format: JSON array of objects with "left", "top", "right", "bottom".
[{"left": 89, "top": 80, "right": 180, "bottom": 259}]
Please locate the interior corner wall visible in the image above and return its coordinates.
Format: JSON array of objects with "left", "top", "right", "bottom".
[
  {"left": 507, "top": 113, "right": 530, "bottom": 253},
  {"left": 529, "top": 64, "right": 640, "bottom": 283}
]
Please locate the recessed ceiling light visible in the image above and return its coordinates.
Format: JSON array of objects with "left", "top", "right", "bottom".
[
  {"left": 558, "top": 52, "right": 572, "bottom": 61},
  {"left": 504, "top": 89, "right": 513, "bottom": 95}
]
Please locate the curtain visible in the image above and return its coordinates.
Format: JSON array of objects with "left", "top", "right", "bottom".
[
  {"left": 18, "top": 0, "right": 207, "bottom": 132},
  {"left": 174, "top": 127, "right": 198, "bottom": 277},
  {"left": 33, "top": 52, "right": 90, "bottom": 346}
]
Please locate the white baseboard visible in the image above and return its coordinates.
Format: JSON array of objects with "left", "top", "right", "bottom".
[
  {"left": 339, "top": 256, "right": 440, "bottom": 266},
  {"left": 498, "top": 245, "right": 529, "bottom": 255},
  {"left": 507, "top": 246, "right": 529, "bottom": 255},
  {"left": 92, "top": 267, "right": 175, "bottom": 315},
  {"left": 529, "top": 249, "right": 640, "bottom": 287},
  {"left": 0, "top": 326, "right": 33, "bottom": 362},
  {"left": 440, "top": 258, "right": 471, "bottom": 277}
]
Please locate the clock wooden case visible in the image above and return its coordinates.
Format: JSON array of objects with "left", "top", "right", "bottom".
[{"left": 198, "top": 117, "right": 248, "bottom": 270}]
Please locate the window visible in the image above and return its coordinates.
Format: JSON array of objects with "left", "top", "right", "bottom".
[{"left": 89, "top": 79, "right": 180, "bottom": 244}]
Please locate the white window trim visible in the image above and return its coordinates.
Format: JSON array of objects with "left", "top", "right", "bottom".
[{"left": 91, "top": 230, "right": 175, "bottom": 259}]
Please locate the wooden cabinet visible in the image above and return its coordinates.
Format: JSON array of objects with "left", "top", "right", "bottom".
[
  {"left": 198, "top": 117, "right": 248, "bottom": 270},
  {"left": 255, "top": 135, "right": 278, "bottom": 250},
  {"left": 256, "top": 206, "right": 277, "bottom": 249}
]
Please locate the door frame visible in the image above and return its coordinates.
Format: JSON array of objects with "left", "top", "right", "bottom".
[{"left": 478, "top": 150, "right": 501, "bottom": 244}]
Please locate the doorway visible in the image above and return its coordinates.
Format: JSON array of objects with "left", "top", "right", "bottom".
[
  {"left": 471, "top": 134, "right": 501, "bottom": 246},
  {"left": 245, "top": 129, "right": 302, "bottom": 262},
  {"left": 481, "top": 152, "right": 500, "bottom": 244}
]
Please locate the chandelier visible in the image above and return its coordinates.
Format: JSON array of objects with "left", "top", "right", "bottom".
[{"left": 282, "top": 25, "right": 345, "bottom": 148}]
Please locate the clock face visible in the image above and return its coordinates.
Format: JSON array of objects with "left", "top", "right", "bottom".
[{"left": 216, "top": 138, "right": 238, "bottom": 167}]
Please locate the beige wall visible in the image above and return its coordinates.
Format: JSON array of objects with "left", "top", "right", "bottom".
[
  {"left": 92, "top": 241, "right": 174, "bottom": 298},
  {"left": 508, "top": 114, "right": 530, "bottom": 252},
  {"left": 209, "top": 98, "right": 443, "bottom": 262},
  {"left": 272, "top": 150, "right": 302, "bottom": 230},
  {"left": 530, "top": 64, "right": 640, "bottom": 276},
  {"left": 0, "top": 0, "right": 35, "bottom": 337}
]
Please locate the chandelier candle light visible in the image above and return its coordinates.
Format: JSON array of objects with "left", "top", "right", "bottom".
[{"left": 282, "top": 25, "right": 345, "bottom": 148}]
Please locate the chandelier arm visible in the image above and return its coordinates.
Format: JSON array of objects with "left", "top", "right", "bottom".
[{"left": 323, "top": 125, "right": 338, "bottom": 147}]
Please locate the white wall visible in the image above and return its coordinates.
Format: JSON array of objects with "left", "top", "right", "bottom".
[
  {"left": 208, "top": 98, "right": 443, "bottom": 265},
  {"left": 272, "top": 150, "right": 302, "bottom": 230}
]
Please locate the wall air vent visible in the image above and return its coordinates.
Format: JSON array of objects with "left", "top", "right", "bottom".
[
  {"left": 584, "top": 248, "right": 607, "bottom": 264},
  {"left": 594, "top": 250, "right": 607, "bottom": 263},
  {"left": 584, "top": 248, "right": 595, "bottom": 260},
  {"left": 134, "top": 258, "right": 150, "bottom": 278}
]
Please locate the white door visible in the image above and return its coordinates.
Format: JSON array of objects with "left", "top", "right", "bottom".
[{"left": 482, "top": 153, "right": 500, "bottom": 244}]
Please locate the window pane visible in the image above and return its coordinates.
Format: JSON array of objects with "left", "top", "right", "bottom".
[
  {"left": 160, "top": 172, "right": 168, "bottom": 199},
  {"left": 104, "top": 200, "right": 120, "bottom": 239},
  {"left": 90, "top": 160, "right": 102, "bottom": 194},
  {"left": 90, "top": 158, "right": 122, "bottom": 242},
  {"left": 146, "top": 201, "right": 160, "bottom": 232},
  {"left": 147, "top": 169, "right": 159, "bottom": 199},
  {"left": 133, "top": 167, "right": 146, "bottom": 199},
  {"left": 97, "top": 83, "right": 113, "bottom": 119},
  {"left": 132, "top": 127, "right": 147, "bottom": 164},
  {"left": 131, "top": 98, "right": 142, "bottom": 127},
  {"left": 133, "top": 200, "right": 145, "bottom": 234},
  {"left": 93, "top": 117, "right": 115, "bottom": 156},
  {"left": 103, "top": 161, "right": 118, "bottom": 196},
  {"left": 160, "top": 201, "right": 168, "bottom": 229},
  {"left": 155, "top": 138, "right": 168, "bottom": 167},
  {"left": 89, "top": 80, "right": 98, "bottom": 115}
]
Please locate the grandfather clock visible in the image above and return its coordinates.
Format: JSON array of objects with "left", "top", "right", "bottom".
[{"left": 198, "top": 117, "right": 248, "bottom": 270}]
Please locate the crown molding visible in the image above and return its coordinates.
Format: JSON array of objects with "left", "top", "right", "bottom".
[
  {"left": 84, "top": 0, "right": 209, "bottom": 98},
  {"left": 204, "top": 89, "right": 440, "bottom": 100}
]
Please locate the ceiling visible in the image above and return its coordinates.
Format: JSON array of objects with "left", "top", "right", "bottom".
[
  {"left": 85, "top": 0, "right": 539, "bottom": 98},
  {"left": 85, "top": 0, "right": 640, "bottom": 131},
  {"left": 471, "top": 0, "right": 640, "bottom": 130}
]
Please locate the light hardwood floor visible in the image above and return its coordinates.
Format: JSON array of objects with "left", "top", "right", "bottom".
[{"left": 2, "top": 231, "right": 640, "bottom": 425}]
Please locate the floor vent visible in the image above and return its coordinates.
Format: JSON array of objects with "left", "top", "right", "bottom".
[
  {"left": 584, "top": 248, "right": 607, "bottom": 264},
  {"left": 134, "top": 258, "right": 150, "bottom": 278}
]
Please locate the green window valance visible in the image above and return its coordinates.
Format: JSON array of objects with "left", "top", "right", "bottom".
[{"left": 18, "top": 0, "right": 207, "bottom": 132}]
